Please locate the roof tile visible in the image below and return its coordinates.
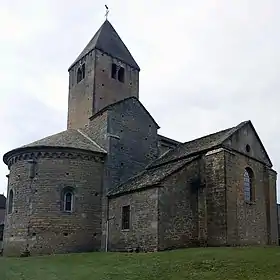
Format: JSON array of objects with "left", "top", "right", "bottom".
[
  {"left": 148, "top": 121, "right": 248, "bottom": 168},
  {"left": 69, "top": 20, "right": 140, "bottom": 70},
  {"left": 108, "top": 156, "right": 199, "bottom": 197},
  {"left": 20, "top": 129, "right": 106, "bottom": 153},
  {"left": 3, "top": 129, "right": 106, "bottom": 164},
  {"left": 108, "top": 121, "right": 251, "bottom": 197}
]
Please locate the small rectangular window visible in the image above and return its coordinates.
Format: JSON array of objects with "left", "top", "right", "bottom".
[{"left": 122, "top": 205, "right": 130, "bottom": 230}]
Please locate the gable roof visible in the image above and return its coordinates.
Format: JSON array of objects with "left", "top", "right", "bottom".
[
  {"left": 109, "top": 120, "right": 273, "bottom": 198},
  {"left": 148, "top": 122, "right": 245, "bottom": 168},
  {"left": 89, "top": 96, "right": 160, "bottom": 129},
  {"left": 108, "top": 156, "right": 199, "bottom": 197},
  {"left": 148, "top": 120, "right": 273, "bottom": 168},
  {"left": 69, "top": 20, "right": 140, "bottom": 70},
  {"left": 240, "top": 121, "right": 273, "bottom": 167},
  {"left": 3, "top": 129, "right": 106, "bottom": 165}
]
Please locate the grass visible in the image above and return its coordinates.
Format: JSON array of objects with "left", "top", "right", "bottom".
[{"left": 1, "top": 247, "right": 280, "bottom": 280}]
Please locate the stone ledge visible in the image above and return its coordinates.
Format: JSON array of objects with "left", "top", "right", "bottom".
[{"left": 7, "top": 150, "right": 104, "bottom": 168}]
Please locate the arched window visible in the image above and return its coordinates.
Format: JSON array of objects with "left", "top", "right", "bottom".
[
  {"left": 77, "top": 68, "right": 82, "bottom": 83},
  {"left": 77, "top": 64, "right": 85, "bottom": 83},
  {"left": 63, "top": 191, "right": 73, "bottom": 212},
  {"left": 244, "top": 168, "right": 254, "bottom": 202},
  {"left": 8, "top": 189, "right": 14, "bottom": 214},
  {"left": 118, "top": 67, "right": 125, "bottom": 83}
]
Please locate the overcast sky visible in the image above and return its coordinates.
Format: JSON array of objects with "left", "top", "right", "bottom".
[{"left": 1, "top": 0, "right": 280, "bottom": 200}]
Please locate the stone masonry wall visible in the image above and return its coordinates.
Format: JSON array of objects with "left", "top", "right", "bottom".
[
  {"left": 158, "top": 159, "right": 206, "bottom": 250},
  {"left": 67, "top": 50, "right": 96, "bottom": 130},
  {"left": 108, "top": 188, "right": 158, "bottom": 252},
  {"left": 67, "top": 49, "right": 139, "bottom": 130},
  {"left": 83, "top": 111, "right": 109, "bottom": 151},
  {"left": 225, "top": 150, "right": 269, "bottom": 245},
  {"left": 205, "top": 149, "right": 227, "bottom": 246},
  {"left": 263, "top": 167, "right": 278, "bottom": 245},
  {"left": 94, "top": 50, "right": 139, "bottom": 115},
  {"left": 84, "top": 98, "right": 159, "bottom": 251},
  {"left": 3, "top": 148, "right": 104, "bottom": 257},
  {"left": 106, "top": 98, "right": 159, "bottom": 190}
]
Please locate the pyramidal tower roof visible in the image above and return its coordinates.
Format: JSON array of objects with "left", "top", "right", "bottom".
[{"left": 69, "top": 20, "right": 140, "bottom": 70}]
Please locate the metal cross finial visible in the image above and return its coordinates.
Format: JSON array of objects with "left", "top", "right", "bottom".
[{"left": 105, "top": 5, "right": 109, "bottom": 19}]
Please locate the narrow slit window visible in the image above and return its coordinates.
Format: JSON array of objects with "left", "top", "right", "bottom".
[
  {"left": 122, "top": 205, "right": 130, "bottom": 230},
  {"left": 0, "top": 224, "right": 3, "bottom": 241},
  {"left": 81, "top": 63, "right": 85, "bottom": 79},
  {"left": 111, "top": 63, "right": 117, "bottom": 79},
  {"left": 244, "top": 168, "right": 254, "bottom": 202},
  {"left": 8, "top": 189, "right": 14, "bottom": 214}
]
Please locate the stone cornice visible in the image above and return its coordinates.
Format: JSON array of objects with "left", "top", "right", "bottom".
[{"left": 6, "top": 148, "right": 104, "bottom": 169}]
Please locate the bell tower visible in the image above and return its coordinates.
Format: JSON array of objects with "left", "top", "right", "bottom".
[{"left": 67, "top": 20, "right": 140, "bottom": 129}]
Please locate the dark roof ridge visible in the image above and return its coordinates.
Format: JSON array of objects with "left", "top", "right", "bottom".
[
  {"left": 182, "top": 126, "right": 235, "bottom": 146},
  {"left": 76, "top": 129, "right": 107, "bottom": 153},
  {"left": 146, "top": 128, "right": 231, "bottom": 168},
  {"left": 219, "top": 120, "right": 249, "bottom": 142},
  {"left": 89, "top": 97, "right": 160, "bottom": 129},
  {"left": 179, "top": 121, "right": 250, "bottom": 146},
  {"left": 110, "top": 169, "right": 147, "bottom": 193},
  {"left": 89, "top": 96, "right": 135, "bottom": 120},
  {"left": 147, "top": 147, "right": 220, "bottom": 170}
]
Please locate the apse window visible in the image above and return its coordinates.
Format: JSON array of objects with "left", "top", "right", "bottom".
[
  {"left": 8, "top": 189, "right": 14, "bottom": 214},
  {"left": 63, "top": 191, "right": 74, "bottom": 212},
  {"left": 246, "top": 144, "right": 251, "bottom": 153},
  {"left": 244, "top": 167, "right": 254, "bottom": 202},
  {"left": 122, "top": 205, "right": 130, "bottom": 230}
]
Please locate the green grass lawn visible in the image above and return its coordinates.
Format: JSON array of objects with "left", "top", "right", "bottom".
[{"left": 1, "top": 247, "right": 280, "bottom": 280}]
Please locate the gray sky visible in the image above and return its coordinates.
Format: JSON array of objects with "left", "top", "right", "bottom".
[{"left": 1, "top": 0, "right": 280, "bottom": 200}]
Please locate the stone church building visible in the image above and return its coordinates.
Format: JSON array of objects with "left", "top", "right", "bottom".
[{"left": 2, "top": 20, "right": 278, "bottom": 256}]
